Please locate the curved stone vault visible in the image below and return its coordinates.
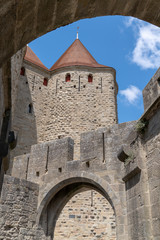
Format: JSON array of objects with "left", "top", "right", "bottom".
[{"left": 1, "top": 0, "right": 160, "bottom": 66}]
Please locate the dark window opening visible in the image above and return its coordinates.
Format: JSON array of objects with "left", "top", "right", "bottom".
[
  {"left": 43, "top": 78, "right": 48, "bottom": 86},
  {"left": 86, "top": 161, "right": 90, "bottom": 168},
  {"left": 28, "top": 104, "right": 32, "bottom": 114},
  {"left": 88, "top": 74, "right": 93, "bottom": 83},
  {"left": 36, "top": 171, "right": 39, "bottom": 177},
  {"left": 20, "top": 67, "right": 25, "bottom": 76},
  {"left": 66, "top": 74, "right": 71, "bottom": 82},
  {"left": 58, "top": 167, "right": 62, "bottom": 173},
  {"left": 157, "top": 77, "right": 160, "bottom": 86}
]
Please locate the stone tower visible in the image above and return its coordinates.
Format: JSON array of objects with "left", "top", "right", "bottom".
[
  {"left": 9, "top": 38, "right": 118, "bottom": 239},
  {"left": 11, "top": 38, "right": 118, "bottom": 161}
]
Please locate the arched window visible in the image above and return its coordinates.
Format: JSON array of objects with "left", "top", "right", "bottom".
[
  {"left": 66, "top": 73, "right": 71, "bottom": 82},
  {"left": 88, "top": 74, "right": 93, "bottom": 83},
  {"left": 20, "top": 67, "right": 25, "bottom": 76},
  {"left": 28, "top": 103, "right": 32, "bottom": 114},
  {"left": 43, "top": 78, "right": 48, "bottom": 86}
]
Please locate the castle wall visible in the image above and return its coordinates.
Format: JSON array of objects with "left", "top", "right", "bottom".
[
  {"left": 54, "top": 190, "right": 116, "bottom": 240},
  {"left": 143, "top": 105, "right": 160, "bottom": 239},
  {"left": 8, "top": 101, "right": 160, "bottom": 240},
  {"left": 12, "top": 122, "right": 136, "bottom": 239},
  {"left": 10, "top": 58, "right": 119, "bottom": 239},
  {"left": 0, "top": 175, "right": 48, "bottom": 240},
  {"left": 10, "top": 53, "right": 45, "bottom": 160},
  {"left": 143, "top": 67, "right": 160, "bottom": 111}
]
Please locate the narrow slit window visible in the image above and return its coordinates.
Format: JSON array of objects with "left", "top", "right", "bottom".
[
  {"left": 20, "top": 67, "right": 25, "bottom": 76},
  {"left": 66, "top": 74, "right": 71, "bottom": 82},
  {"left": 28, "top": 103, "right": 32, "bottom": 114},
  {"left": 43, "top": 78, "right": 48, "bottom": 86},
  {"left": 157, "top": 77, "right": 160, "bottom": 86},
  {"left": 88, "top": 74, "right": 93, "bottom": 83}
]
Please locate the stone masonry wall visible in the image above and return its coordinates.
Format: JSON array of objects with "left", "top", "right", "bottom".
[
  {"left": 10, "top": 48, "right": 38, "bottom": 162},
  {"left": 143, "top": 105, "right": 160, "bottom": 239},
  {"left": 142, "top": 67, "right": 160, "bottom": 111},
  {"left": 12, "top": 122, "right": 137, "bottom": 239},
  {"left": 41, "top": 67, "right": 117, "bottom": 160},
  {"left": 0, "top": 175, "right": 48, "bottom": 240},
  {"left": 54, "top": 190, "right": 116, "bottom": 240},
  {"left": 0, "top": 68, "right": 4, "bottom": 131}
]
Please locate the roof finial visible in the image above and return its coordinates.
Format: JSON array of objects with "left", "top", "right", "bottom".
[{"left": 77, "top": 26, "right": 79, "bottom": 39}]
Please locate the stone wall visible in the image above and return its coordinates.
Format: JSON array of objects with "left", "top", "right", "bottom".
[
  {"left": 54, "top": 190, "right": 116, "bottom": 240},
  {"left": 12, "top": 121, "right": 136, "bottom": 239},
  {"left": 12, "top": 137, "right": 74, "bottom": 184},
  {"left": 143, "top": 104, "right": 160, "bottom": 239},
  {"left": 6, "top": 100, "right": 160, "bottom": 240},
  {"left": 142, "top": 67, "right": 160, "bottom": 111},
  {"left": 10, "top": 48, "right": 38, "bottom": 162},
  {"left": 0, "top": 68, "right": 4, "bottom": 131},
  {"left": 0, "top": 175, "right": 48, "bottom": 240}
]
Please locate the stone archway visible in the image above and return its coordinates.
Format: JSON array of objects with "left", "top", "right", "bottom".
[
  {"left": 37, "top": 172, "right": 126, "bottom": 240},
  {"left": 1, "top": 0, "right": 160, "bottom": 66},
  {"left": 54, "top": 190, "right": 116, "bottom": 239}
]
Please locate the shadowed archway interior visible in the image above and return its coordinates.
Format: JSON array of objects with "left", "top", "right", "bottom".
[{"left": 39, "top": 179, "right": 116, "bottom": 239}]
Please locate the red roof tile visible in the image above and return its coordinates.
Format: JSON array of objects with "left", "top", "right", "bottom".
[
  {"left": 50, "top": 39, "right": 108, "bottom": 71},
  {"left": 24, "top": 46, "right": 48, "bottom": 70}
]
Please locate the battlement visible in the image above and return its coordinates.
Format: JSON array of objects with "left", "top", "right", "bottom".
[
  {"left": 12, "top": 137, "right": 74, "bottom": 184},
  {"left": 12, "top": 122, "right": 136, "bottom": 186}
]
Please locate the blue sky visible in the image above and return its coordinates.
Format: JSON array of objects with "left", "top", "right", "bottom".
[{"left": 29, "top": 16, "right": 160, "bottom": 123}]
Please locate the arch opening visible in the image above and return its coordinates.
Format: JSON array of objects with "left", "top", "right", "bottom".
[
  {"left": 54, "top": 189, "right": 116, "bottom": 240},
  {"left": 38, "top": 176, "right": 120, "bottom": 240}
]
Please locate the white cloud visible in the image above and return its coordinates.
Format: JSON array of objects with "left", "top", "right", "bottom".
[
  {"left": 119, "top": 85, "right": 141, "bottom": 104},
  {"left": 124, "top": 17, "right": 135, "bottom": 28},
  {"left": 125, "top": 17, "right": 160, "bottom": 69}
]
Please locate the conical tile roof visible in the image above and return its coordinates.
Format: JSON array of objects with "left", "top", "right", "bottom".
[
  {"left": 50, "top": 39, "right": 108, "bottom": 71},
  {"left": 24, "top": 46, "right": 48, "bottom": 70}
]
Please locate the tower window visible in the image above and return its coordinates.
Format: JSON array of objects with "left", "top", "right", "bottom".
[
  {"left": 28, "top": 103, "right": 32, "bottom": 114},
  {"left": 157, "top": 77, "right": 160, "bottom": 86},
  {"left": 66, "top": 73, "right": 71, "bottom": 82},
  {"left": 43, "top": 78, "right": 48, "bottom": 86},
  {"left": 88, "top": 74, "right": 93, "bottom": 83},
  {"left": 20, "top": 67, "right": 25, "bottom": 76}
]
